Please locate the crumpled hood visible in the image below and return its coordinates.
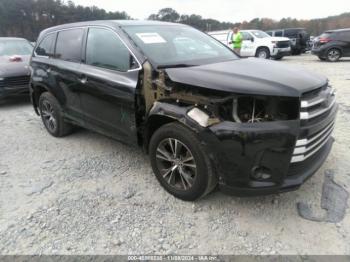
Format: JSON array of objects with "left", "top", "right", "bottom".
[
  {"left": 165, "top": 58, "right": 327, "bottom": 97},
  {"left": 0, "top": 55, "right": 31, "bottom": 77}
]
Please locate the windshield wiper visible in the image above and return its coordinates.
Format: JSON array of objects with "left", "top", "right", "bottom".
[{"left": 157, "top": 63, "right": 196, "bottom": 69}]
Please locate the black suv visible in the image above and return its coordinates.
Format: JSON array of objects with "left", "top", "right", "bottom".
[
  {"left": 267, "top": 28, "right": 310, "bottom": 55},
  {"left": 312, "top": 28, "right": 350, "bottom": 62},
  {"left": 30, "top": 21, "right": 337, "bottom": 201}
]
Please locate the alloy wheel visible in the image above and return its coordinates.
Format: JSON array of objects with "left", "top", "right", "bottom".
[
  {"left": 155, "top": 138, "right": 197, "bottom": 191},
  {"left": 328, "top": 49, "right": 340, "bottom": 62},
  {"left": 258, "top": 50, "right": 267, "bottom": 59},
  {"left": 41, "top": 100, "right": 57, "bottom": 133}
]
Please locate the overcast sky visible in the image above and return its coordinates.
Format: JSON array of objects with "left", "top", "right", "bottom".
[{"left": 72, "top": 0, "right": 349, "bottom": 22}]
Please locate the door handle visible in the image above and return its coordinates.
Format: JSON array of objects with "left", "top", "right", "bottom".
[{"left": 79, "top": 75, "right": 88, "bottom": 84}]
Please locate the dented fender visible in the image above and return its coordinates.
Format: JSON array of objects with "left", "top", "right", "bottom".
[{"left": 148, "top": 102, "right": 205, "bottom": 131}]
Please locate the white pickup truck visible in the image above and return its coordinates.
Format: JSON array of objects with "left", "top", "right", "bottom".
[{"left": 208, "top": 29, "right": 291, "bottom": 60}]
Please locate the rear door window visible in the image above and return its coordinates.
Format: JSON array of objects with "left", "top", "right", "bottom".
[
  {"left": 55, "top": 28, "right": 84, "bottom": 62},
  {"left": 275, "top": 31, "right": 283, "bottom": 37},
  {"left": 338, "top": 31, "right": 350, "bottom": 41},
  {"left": 35, "top": 33, "right": 56, "bottom": 57}
]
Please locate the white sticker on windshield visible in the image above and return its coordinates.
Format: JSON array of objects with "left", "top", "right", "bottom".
[{"left": 136, "top": 33, "right": 167, "bottom": 44}]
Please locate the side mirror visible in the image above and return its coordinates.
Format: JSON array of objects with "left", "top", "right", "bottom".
[{"left": 250, "top": 37, "right": 254, "bottom": 42}]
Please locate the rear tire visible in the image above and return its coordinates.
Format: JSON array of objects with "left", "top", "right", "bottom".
[
  {"left": 318, "top": 56, "right": 326, "bottom": 61},
  {"left": 255, "top": 47, "right": 270, "bottom": 59},
  {"left": 326, "top": 48, "right": 341, "bottom": 62},
  {"left": 38, "top": 92, "right": 73, "bottom": 137},
  {"left": 149, "top": 122, "right": 217, "bottom": 201}
]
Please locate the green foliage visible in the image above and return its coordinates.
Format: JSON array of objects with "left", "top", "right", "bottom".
[
  {"left": 149, "top": 8, "right": 350, "bottom": 35},
  {"left": 0, "top": 1, "right": 349, "bottom": 41},
  {"left": 0, "top": 0, "right": 130, "bottom": 41}
]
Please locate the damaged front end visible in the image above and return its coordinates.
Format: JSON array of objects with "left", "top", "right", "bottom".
[{"left": 137, "top": 62, "right": 334, "bottom": 196}]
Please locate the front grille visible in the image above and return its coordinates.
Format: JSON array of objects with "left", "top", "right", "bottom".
[
  {"left": 288, "top": 136, "right": 330, "bottom": 176},
  {"left": 276, "top": 41, "right": 290, "bottom": 48},
  {"left": 0, "top": 75, "right": 30, "bottom": 88},
  {"left": 291, "top": 84, "right": 336, "bottom": 163},
  {"left": 291, "top": 120, "right": 334, "bottom": 163},
  {"left": 300, "top": 84, "right": 336, "bottom": 122}
]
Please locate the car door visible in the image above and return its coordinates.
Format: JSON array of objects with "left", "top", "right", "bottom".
[
  {"left": 32, "top": 32, "right": 57, "bottom": 100},
  {"left": 77, "top": 27, "right": 141, "bottom": 145},
  {"left": 49, "top": 28, "right": 86, "bottom": 124},
  {"left": 240, "top": 32, "right": 255, "bottom": 57},
  {"left": 341, "top": 31, "right": 350, "bottom": 56},
  {"left": 226, "top": 31, "right": 233, "bottom": 48}
]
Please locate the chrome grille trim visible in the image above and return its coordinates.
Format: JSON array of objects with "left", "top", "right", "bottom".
[
  {"left": 300, "top": 86, "right": 336, "bottom": 120},
  {"left": 292, "top": 84, "right": 337, "bottom": 163},
  {"left": 293, "top": 126, "right": 334, "bottom": 155},
  {"left": 301, "top": 88, "right": 335, "bottom": 108},
  {"left": 291, "top": 135, "right": 333, "bottom": 163},
  {"left": 300, "top": 98, "right": 336, "bottom": 120},
  {"left": 295, "top": 120, "right": 334, "bottom": 146}
]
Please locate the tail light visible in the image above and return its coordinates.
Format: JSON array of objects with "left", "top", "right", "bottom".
[
  {"left": 319, "top": 37, "right": 331, "bottom": 43},
  {"left": 9, "top": 56, "right": 23, "bottom": 62}
]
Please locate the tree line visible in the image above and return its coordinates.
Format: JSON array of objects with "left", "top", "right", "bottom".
[
  {"left": 0, "top": 0, "right": 349, "bottom": 41},
  {"left": 149, "top": 8, "right": 350, "bottom": 36},
  {"left": 0, "top": 0, "right": 130, "bottom": 41}
]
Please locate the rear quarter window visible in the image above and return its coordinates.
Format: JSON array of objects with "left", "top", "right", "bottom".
[
  {"left": 55, "top": 28, "right": 84, "bottom": 62},
  {"left": 337, "top": 31, "right": 350, "bottom": 41},
  {"left": 320, "top": 32, "right": 338, "bottom": 40}
]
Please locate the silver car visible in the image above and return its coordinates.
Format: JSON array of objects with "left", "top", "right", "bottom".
[{"left": 0, "top": 37, "right": 33, "bottom": 101}]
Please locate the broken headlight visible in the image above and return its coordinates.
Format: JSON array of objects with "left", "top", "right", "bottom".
[{"left": 220, "top": 96, "right": 299, "bottom": 123}]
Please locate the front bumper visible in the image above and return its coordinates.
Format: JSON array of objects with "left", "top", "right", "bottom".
[
  {"left": 200, "top": 102, "right": 337, "bottom": 197},
  {"left": 219, "top": 137, "right": 334, "bottom": 196},
  {"left": 311, "top": 47, "right": 327, "bottom": 57},
  {"left": 271, "top": 47, "right": 291, "bottom": 57},
  {"left": 0, "top": 75, "right": 31, "bottom": 100},
  {"left": 0, "top": 85, "right": 29, "bottom": 100}
]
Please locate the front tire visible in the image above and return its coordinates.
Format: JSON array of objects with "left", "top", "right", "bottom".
[
  {"left": 255, "top": 47, "right": 270, "bottom": 59},
  {"left": 326, "top": 48, "right": 341, "bottom": 62},
  {"left": 39, "top": 92, "right": 73, "bottom": 137},
  {"left": 149, "top": 122, "right": 217, "bottom": 201}
]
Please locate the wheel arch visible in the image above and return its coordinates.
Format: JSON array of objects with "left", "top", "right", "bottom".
[
  {"left": 143, "top": 102, "right": 204, "bottom": 153},
  {"left": 31, "top": 83, "right": 49, "bottom": 115},
  {"left": 255, "top": 46, "right": 271, "bottom": 56},
  {"left": 327, "top": 46, "right": 343, "bottom": 56}
]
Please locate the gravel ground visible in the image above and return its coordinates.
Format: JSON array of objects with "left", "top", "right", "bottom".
[{"left": 0, "top": 54, "right": 350, "bottom": 255}]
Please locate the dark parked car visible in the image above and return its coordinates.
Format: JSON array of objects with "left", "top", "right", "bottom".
[
  {"left": 30, "top": 21, "right": 337, "bottom": 201},
  {"left": 312, "top": 28, "right": 350, "bottom": 62},
  {"left": 0, "top": 37, "right": 33, "bottom": 101},
  {"left": 267, "top": 28, "right": 310, "bottom": 55}
]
